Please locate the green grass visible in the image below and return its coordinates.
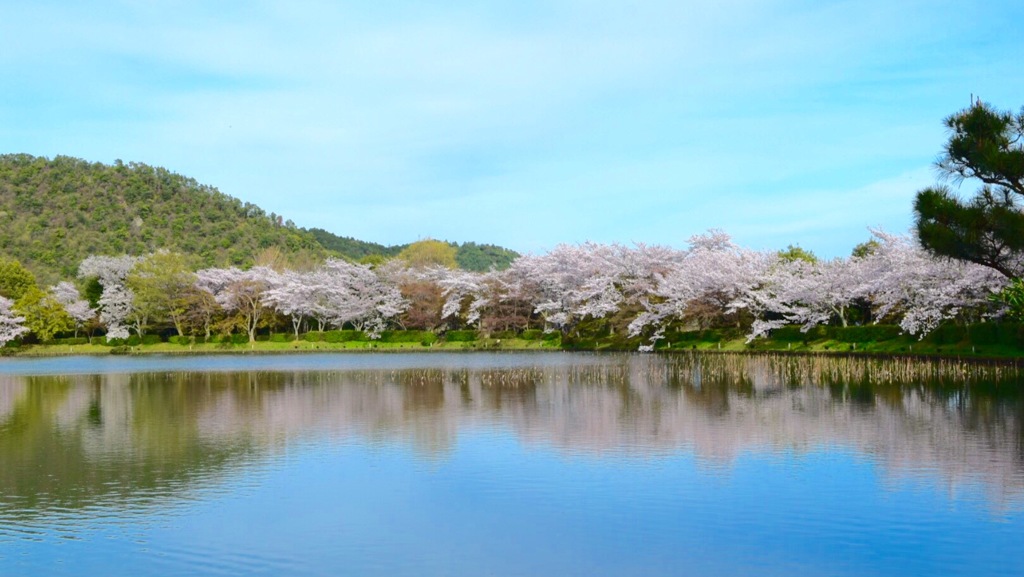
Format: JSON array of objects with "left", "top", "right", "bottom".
[
  {"left": 7, "top": 337, "right": 561, "bottom": 356},
  {"left": 660, "top": 334, "right": 1024, "bottom": 359},
  {"left": 8, "top": 325, "right": 1023, "bottom": 359}
]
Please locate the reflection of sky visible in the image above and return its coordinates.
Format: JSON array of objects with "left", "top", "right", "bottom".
[{"left": 4, "top": 437, "right": 1021, "bottom": 577}]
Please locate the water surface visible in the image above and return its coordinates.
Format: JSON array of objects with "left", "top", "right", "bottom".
[{"left": 0, "top": 352, "right": 1021, "bottom": 576}]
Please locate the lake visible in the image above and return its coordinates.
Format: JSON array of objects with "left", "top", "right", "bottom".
[{"left": 0, "top": 352, "right": 1021, "bottom": 576}]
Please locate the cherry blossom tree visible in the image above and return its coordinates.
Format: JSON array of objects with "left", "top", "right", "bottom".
[
  {"left": 629, "top": 230, "right": 775, "bottom": 345},
  {"left": 196, "top": 266, "right": 280, "bottom": 342},
  {"left": 262, "top": 260, "right": 406, "bottom": 338},
  {"left": 732, "top": 230, "right": 1008, "bottom": 341},
  {"left": 316, "top": 259, "right": 406, "bottom": 337},
  {"left": 263, "top": 269, "right": 323, "bottom": 336},
  {"left": 0, "top": 296, "right": 28, "bottom": 346},
  {"left": 790, "top": 257, "right": 870, "bottom": 329},
  {"left": 473, "top": 270, "right": 536, "bottom": 333},
  {"left": 859, "top": 230, "right": 1007, "bottom": 336},
  {"left": 736, "top": 255, "right": 870, "bottom": 339},
  {"left": 509, "top": 243, "right": 627, "bottom": 334},
  {"left": 377, "top": 264, "right": 448, "bottom": 331},
  {"left": 50, "top": 281, "right": 95, "bottom": 337},
  {"left": 78, "top": 255, "right": 140, "bottom": 340},
  {"left": 427, "top": 266, "right": 488, "bottom": 328},
  {"left": 178, "top": 285, "right": 221, "bottom": 339}
]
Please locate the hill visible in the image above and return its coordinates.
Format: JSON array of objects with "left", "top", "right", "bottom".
[
  {"left": 0, "top": 154, "right": 326, "bottom": 283},
  {"left": 454, "top": 242, "right": 519, "bottom": 272},
  {"left": 0, "top": 154, "right": 518, "bottom": 283}
]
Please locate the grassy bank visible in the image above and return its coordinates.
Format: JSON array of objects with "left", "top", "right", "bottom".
[
  {"left": 5, "top": 324, "right": 1024, "bottom": 359},
  {"left": 5, "top": 331, "right": 561, "bottom": 357},
  {"left": 650, "top": 323, "right": 1024, "bottom": 359}
]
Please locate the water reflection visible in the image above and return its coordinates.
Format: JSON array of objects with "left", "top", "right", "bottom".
[{"left": 1, "top": 353, "right": 1022, "bottom": 518}]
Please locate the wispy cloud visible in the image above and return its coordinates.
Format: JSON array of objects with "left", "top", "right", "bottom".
[{"left": 1, "top": 0, "right": 1021, "bottom": 257}]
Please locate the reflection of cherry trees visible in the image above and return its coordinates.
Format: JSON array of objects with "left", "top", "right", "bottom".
[{"left": 6, "top": 355, "right": 1021, "bottom": 511}]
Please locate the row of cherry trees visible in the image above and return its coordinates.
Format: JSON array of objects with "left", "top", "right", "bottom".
[{"left": 0, "top": 229, "right": 1012, "bottom": 348}]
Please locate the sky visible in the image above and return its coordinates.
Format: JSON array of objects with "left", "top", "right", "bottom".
[{"left": 1, "top": 0, "right": 1022, "bottom": 258}]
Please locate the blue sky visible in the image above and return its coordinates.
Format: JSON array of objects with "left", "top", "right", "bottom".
[{"left": 2, "top": 1, "right": 1021, "bottom": 257}]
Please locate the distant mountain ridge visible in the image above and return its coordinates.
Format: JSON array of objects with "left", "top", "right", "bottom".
[{"left": 0, "top": 154, "right": 517, "bottom": 283}]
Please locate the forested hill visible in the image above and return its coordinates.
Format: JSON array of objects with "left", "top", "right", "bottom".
[
  {"left": 0, "top": 154, "right": 518, "bottom": 283},
  {"left": 0, "top": 154, "right": 326, "bottom": 283},
  {"left": 307, "top": 228, "right": 403, "bottom": 260},
  {"left": 308, "top": 228, "right": 519, "bottom": 272}
]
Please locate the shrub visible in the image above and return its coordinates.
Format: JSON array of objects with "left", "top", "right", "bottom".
[
  {"left": 52, "top": 337, "right": 89, "bottom": 345},
  {"left": 924, "top": 324, "right": 965, "bottom": 345},
  {"left": 770, "top": 326, "right": 807, "bottom": 342},
  {"left": 444, "top": 330, "right": 478, "bottom": 342},
  {"left": 562, "top": 337, "right": 598, "bottom": 351},
  {"left": 803, "top": 326, "right": 829, "bottom": 341},
  {"left": 380, "top": 330, "right": 435, "bottom": 343},
  {"left": 1014, "top": 324, "right": 1024, "bottom": 348},
  {"left": 126, "top": 335, "right": 142, "bottom": 346},
  {"left": 967, "top": 323, "right": 1000, "bottom": 346},
  {"left": 322, "top": 330, "right": 368, "bottom": 343},
  {"left": 141, "top": 334, "right": 163, "bottom": 345},
  {"left": 231, "top": 333, "right": 249, "bottom": 345},
  {"left": 269, "top": 333, "right": 295, "bottom": 343},
  {"left": 520, "top": 329, "right": 545, "bottom": 340},
  {"left": 378, "top": 330, "right": 404, "bottom": 342},
  {"left": 665, "top": 330, "right": 700, "bottom": 343},
  {"left": 829, "top": 325, "right": 901, "bottom": 343},
  {"left": 303, "top": 332, "right": 323, "bottom": 342}
]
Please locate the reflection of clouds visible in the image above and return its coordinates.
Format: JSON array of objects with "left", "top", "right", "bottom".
[{"left": 8, "top": 354, "right": 1024, "bottom": 510}]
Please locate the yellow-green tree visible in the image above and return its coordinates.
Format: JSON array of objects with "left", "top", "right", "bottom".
[
  {"left": 0, "top": 257, "right": 37, "bottom": 300},
  {"left": 126, "top": 251, "right": 197, "bottom": 336},
  {"left": 14, "top": 287, "right": 73, "bottom": 342},
  {"left": 397, "top": 239, "right": 457, "bottom": 269},
  {"left": 777, "top": 245, "right": 818, "bottom": 263}
]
